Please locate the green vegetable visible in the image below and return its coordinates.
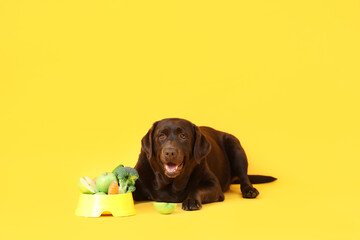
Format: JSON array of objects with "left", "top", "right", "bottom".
[
  {"left": 112, "top": 164, "right": 124, "bottom": 175},
  {"left": 114, "top": 167, "right": 139, "bottom": 194},
  {"left": 127, "top": 186, "right": 136, "bottom": 193}
]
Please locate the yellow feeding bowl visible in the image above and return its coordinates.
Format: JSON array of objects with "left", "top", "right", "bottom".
[{"left": 75, "top": 193, "right": 136, "bottom": 217}]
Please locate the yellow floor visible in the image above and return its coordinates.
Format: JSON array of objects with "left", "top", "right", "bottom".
[{"left": 2, "top": 170, "right": 359, "bottom": 240}]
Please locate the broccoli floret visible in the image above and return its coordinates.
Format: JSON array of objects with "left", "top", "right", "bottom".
[
  {"left": 114, "top": 167, "right": 139, "bottom": 194},
  {"left": 127, "top": 186, "right": 136, "bottom": 193}
]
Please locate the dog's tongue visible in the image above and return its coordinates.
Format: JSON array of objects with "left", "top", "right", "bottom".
[{"left": 165, "top": 163, "right": 179, "bottom": 173}]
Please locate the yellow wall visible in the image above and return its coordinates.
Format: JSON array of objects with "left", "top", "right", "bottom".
[{"left": 1, "top": 1, "right": 359, "bottom": 239}]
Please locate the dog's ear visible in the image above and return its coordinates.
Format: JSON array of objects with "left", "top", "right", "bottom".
[
  {"left": 193, "top": 125, "right": 211, "bottom": 164},
  {"left": 141, "top": 121, "right": 158, "bottom": 160}
]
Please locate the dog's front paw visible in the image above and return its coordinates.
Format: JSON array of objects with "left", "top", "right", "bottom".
[
  {"left": 182, "top": 198, "right": 202, "bottom": 211},
  {"left": 241, "top": 185, "right": 259, "bottom": 198}
]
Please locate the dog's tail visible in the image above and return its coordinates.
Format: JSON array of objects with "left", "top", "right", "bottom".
[
  {"left": 249, "top": 175, "right": 277, "bottom": 184},
  {"left": 232, "top": 175, "right": 277, "bottom": 184}
]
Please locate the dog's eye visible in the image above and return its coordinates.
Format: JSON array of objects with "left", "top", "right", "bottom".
[
  {"left": 159, "top": 134, "right": 167, "bottom": 141},
  {"left": 179, "top": 133, "right": 187, "bottom": 139}
]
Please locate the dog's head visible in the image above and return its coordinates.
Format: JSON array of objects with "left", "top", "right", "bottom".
[{"left": 141, "top": 118, "right": 211, "bottom": 178}]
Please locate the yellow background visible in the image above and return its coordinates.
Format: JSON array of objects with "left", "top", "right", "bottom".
[{"left": 1, "top": 0, "right": 359, "bottom": 239}]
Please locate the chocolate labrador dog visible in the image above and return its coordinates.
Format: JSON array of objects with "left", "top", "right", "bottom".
[{"left": 133, "top": 118, "right": 276, "bottom": 211}]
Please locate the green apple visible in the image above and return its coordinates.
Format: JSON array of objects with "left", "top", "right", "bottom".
[
  {"left": 153, "top": 202, "right": 177, "bottom": 214},
  {"left": 96, "top": 172, "right": 117, "bottom": 194},
  {"left": 78, "top": 176, "right": 98, "bottom": 194},
  {"left": 94, "top": 192, "right": 106, "bottom": 195}
]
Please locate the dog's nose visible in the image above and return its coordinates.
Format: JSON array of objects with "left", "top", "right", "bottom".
[{"left": 163, "top": 148, "right": 177, "bottom": 161}]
